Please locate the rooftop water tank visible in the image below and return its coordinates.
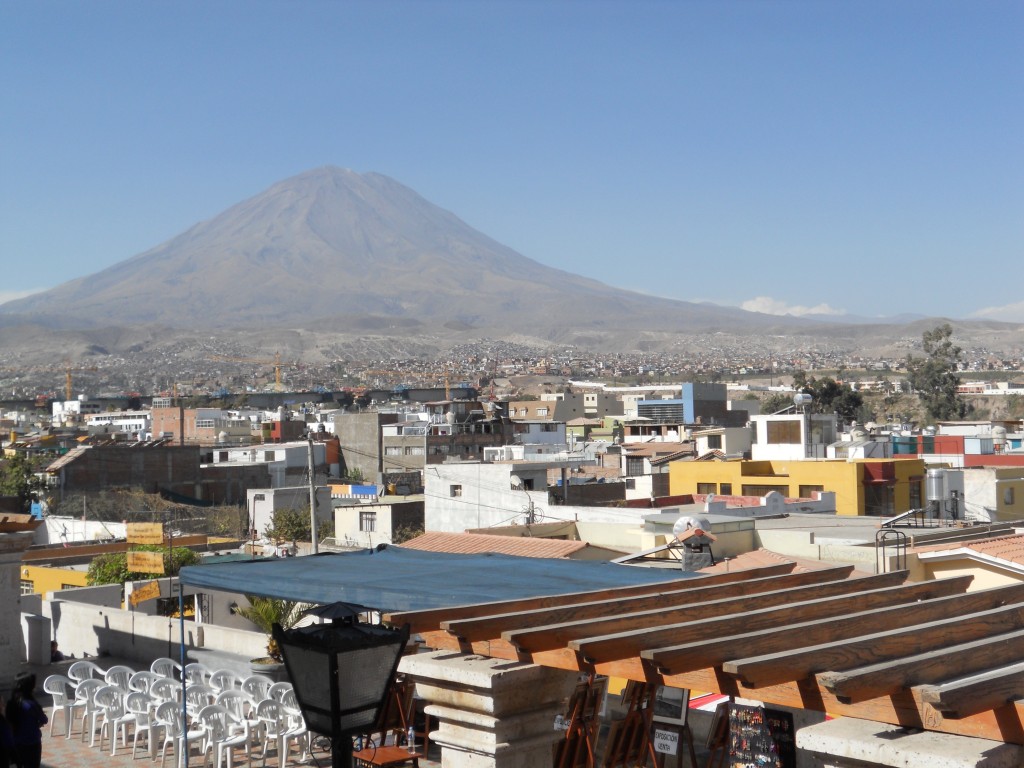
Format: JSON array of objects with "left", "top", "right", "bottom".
[
  {"left": 926, "top": 468, "right": 947, "bottom": 503},
  {"left": 673, "top": 515, "right": 712, "bottom": 539}
]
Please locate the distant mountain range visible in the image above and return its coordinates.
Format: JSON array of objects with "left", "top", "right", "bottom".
[{"left": 0, "top": 167, "right": 1019, "bottom": 357}]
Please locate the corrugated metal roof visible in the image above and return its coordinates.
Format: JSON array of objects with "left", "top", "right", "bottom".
[{"left": 401, "top": 531, "right": 589, "bottom": 559}]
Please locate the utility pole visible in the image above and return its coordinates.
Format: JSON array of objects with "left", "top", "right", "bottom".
[{"left": 307, "top": 434, "right": 319, "bottom": 554}]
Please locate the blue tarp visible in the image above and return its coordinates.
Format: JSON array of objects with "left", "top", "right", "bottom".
[{"left": 178, "top": 546, "right": 694, "bottom": 612}]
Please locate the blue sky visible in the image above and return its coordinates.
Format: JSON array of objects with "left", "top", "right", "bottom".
[{"left": 2, "top": 1, "right": 1022, "bottom": 321}]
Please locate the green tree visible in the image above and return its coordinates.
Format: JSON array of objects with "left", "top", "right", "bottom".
[
  {"left": 86, "top": 545, "right": 202, "bottom": 585},
  {"left": 800, "top": 376, "right": 866, "bottom": 424},
  {"left": 234, "top": 595, "right": 304, "bottom": 661},
  {"left": 0, "top": 453, "right": 47, "bottom": 514},
  {"left": 906, "top": 324, "right": 972, "bottom": 422},
  {"left": 761, "top": 392, "right": 796, "bottom": 414},
  {"left": 263, "top": 507, "right": 312, "bottom": 543}
]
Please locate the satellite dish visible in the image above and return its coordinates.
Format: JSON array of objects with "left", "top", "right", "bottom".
[{"left": 510, "top": 474, "right": 523, "bottom": 490}]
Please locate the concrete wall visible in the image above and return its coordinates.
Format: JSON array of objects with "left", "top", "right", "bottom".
[{"left": 42, "top": 594, "right": 266, "bottom": 665}]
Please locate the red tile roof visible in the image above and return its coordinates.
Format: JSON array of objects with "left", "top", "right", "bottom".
[{"left": 400, "top": 531, "right": 591, "bottom": 559}]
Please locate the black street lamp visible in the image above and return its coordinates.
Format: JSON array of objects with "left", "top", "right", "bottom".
[{"left": 273, "top": 607, "right": 410, "bottom": 768}]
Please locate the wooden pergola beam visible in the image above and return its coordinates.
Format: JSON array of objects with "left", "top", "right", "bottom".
[
  {"left": 383, "top": 563, "right": 792, "bottom": 632},
  {"left": 654, "top": 666, "right": 1024, "bottom": 745},
  {"left": 819, "top": 627, "right": 1024, "bottom": 704},
  {"left": 566, "top": 577, "right": 971, "bottom": 664},
  {"left": 646, "top": 579, "right": 1021, "bottom": 675},
  {"left": 441, "top": 565, "right": 855, "bottom": 642},
  {"left": 723, "top": 601, "right": 1024, "bottom": 688},
  {"left": 918, "top": 661, "right": 1024, "bottom": 719},
  {"left": 504, "top": 570, "right": 903, "bottom": 655}
]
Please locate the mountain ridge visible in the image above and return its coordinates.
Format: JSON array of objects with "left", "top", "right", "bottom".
[{"left": 2, "top": 167, "right": 1020, "bottom": 362}]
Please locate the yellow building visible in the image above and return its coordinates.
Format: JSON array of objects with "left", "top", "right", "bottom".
[
  {"left": 20, "top": 563, "right": 89, "bottom": 596},
  {"left": 668, "top": 457, "right": 926, "bottom": 517}
]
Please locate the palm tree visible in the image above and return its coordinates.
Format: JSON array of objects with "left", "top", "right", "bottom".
[{"left": 235, "top": 595, "right": 304, "bottom": 661}]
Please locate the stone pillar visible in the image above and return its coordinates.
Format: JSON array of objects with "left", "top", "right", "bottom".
[
  {"left": 399, "top": 650, "right": 578, "bottom": 768},
  {"left": 0, "top": 532, "right": 36, "bottom": 693}
]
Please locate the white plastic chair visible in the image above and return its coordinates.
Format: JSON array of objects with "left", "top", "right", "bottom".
[
  {"left": 129, "top": 669, "right": 163, "bottom": 694},
  {"left": 68, "top": 659, "right": 107, "bottom": 687},
  {"left": 209, "top": 669, "right": 242, "bottom": 694},
  {"left": 241, "top": 674, "right": 274, "bottom": 703},
  {"left": 184, "top": 661, "right": 213, "bottom": 686},
  {"left": 150, "top": 677, "right": 181, "bottom": 703},
  {"left": 104, "top": 664, "right": 135, "bottom": 691},
  {"left": 152, "top": 657, "right": 183, "bottom": 679},
  {"left": 267, "top": 681, "right": 293, "bottom": 703},
  {"left": 94, "top": 684, "right": 136, "bottom": 755},
  {"left": 126, "top": 691, "right": 157, "bottom": 760},
  {"left": 71, "top": 678, "right": 105, "bottom": 743},
  {"left": 43, "top": 674, "right": 75, "bottom": 737},
  {"left": 255, "top": 698, "right": 296, "bottom": 767},
  {"left": 155, "top": 700, "right": 206, "bottom": 768},
  {"left": 184, "top": 684, "right": 217, "bottom": 722},
  {"left": 196, "top": 703, "right": 252, "bottom": 768},
  {"left": 214, "top": 689, "right": 255, "bottom": 726}
]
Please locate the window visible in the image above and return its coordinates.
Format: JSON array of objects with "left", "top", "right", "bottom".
[
  {"left": 626, "top": 456, "right": 645, "bottom": 477},
  {"left": 1005, "top": 487, "right": 1016, "bottom": 506},
  {"left": 218, "top": 451, "right": 228, "bottom": 462},
  {"left": 766, "top": 420, "right": 801, "bottom": 444},
  {"left": 195, "top": 419, "right": 215, "bottom": 429},
  {"left": 385, "top": 447, "right": 402, "bottom": 456},
  {"left": 541, "top": 423, "right": 558, "bottom": 432},
  {"left": 799, "top": 485, "right": 825, "bottom": 498},
  {"left": 537, "top": 408, "right": 549, "bottom": 417},
  {"left": 359, "top": 510, "right": 376, "bottom": 532},
  {"left": 264, "top": 450, "right": 276, "bottom": 461},
  {"left": 864, "top": 484, "right": 894, "bottom": 516},
  {"left": 61, "top": 583, "right": 78, "bottom": 590},
  {"left": 20, "top": 580, "right": 34, "bottom": 595},
  {"left": 404, "top": 446, "right": 424, "bottom": 456},
  {"left": 719, "top": 483, "right": 732, "bottom": 495},
  {"left": 450, "top": 485, "right": 463, "bottom": 497},
  {"left": 697, "top": 483, "right": 717, "bottom": 495},
  {"left": 909, "top": 480, "right": 922, "bottom": 511},
  {"left": 707, "top": 434, "right": 722, "bottom": 449}
]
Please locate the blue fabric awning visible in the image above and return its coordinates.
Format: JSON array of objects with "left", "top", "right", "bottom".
[{"left": 178, "top": 546, "right": 694, "bottom": 612}]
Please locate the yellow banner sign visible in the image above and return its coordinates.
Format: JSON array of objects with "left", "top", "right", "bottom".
[
  {"left": 127, "top": 522, "right": 164, "bottom": 545},
  {"left": 127, "top": 550, "right": 165, "bottom": 574},
  {"left": 128, "top": 579, "right": 162, "bottom": 606}
]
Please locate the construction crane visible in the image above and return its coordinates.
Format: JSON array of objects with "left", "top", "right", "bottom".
[
  {"left": 209, "top": 352, "right": 284, "bottom": 391},
  {"left": 64, "top": 361, "right": 99, "bottom": 401}
]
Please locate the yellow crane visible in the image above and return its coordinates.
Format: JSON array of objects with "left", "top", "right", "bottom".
[{"left": 63, "top": 361, "right": 98, "bottom": 401}]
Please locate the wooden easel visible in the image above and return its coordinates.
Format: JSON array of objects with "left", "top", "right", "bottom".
[
  {"left": 555, "top": 676, "right": 606, "bottom": 768},
  {"left": 600, "top": 681, "right": 658, "bottom": 767}
]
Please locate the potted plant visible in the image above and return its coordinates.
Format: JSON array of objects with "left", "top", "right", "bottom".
[{"left": 235, "top": 595, "right": 303, "bottom": 677}]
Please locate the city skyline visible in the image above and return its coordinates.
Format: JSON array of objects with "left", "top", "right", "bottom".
[{"left": 2, "top": 1, "right": 1021, "bottom": 322}]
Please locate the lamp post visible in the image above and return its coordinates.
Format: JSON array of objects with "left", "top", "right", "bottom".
[{"left": 272, "top": 607, "right": 409, "bottom": 768}]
